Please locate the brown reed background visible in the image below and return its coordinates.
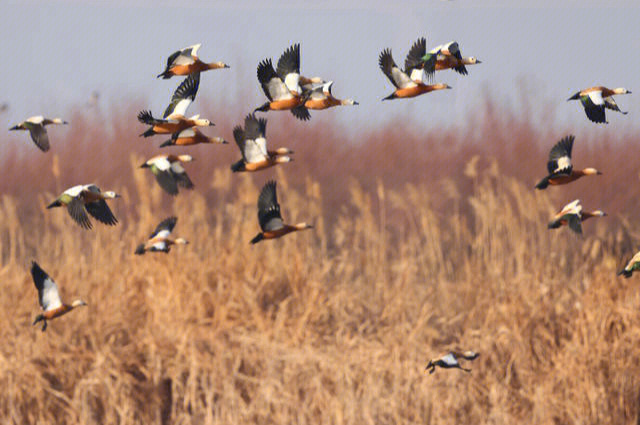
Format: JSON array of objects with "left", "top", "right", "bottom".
[{"left": 0, "top": 94, "right": 639, "bottom": 425}]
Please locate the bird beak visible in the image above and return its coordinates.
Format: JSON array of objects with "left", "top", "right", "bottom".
[
  {"left": 140, "top": 163, "right": 148, "bottom": 168},
  {"left": 209, "top": 122, "right": 215, "bottom": 126},
  {"left": 224, "top": 64, "right": 230, "bottom": 69},
  {"left": 476, "top": 60, "right": 482, "bottom": 64},
  {"left": 353, "top": 101, "right": 360, "bottom": 105},
  {"left": 9, "top": 125, "right": 18, "bottom": 131},
  {"left": 63, "top": 121, "right": 69, "bottom": 125},
  {"left": 446, "top": 86, "right": 453, "bottom": 89},
  {"left": 597, "top": 171, "right": 603, "bottom": 175}
]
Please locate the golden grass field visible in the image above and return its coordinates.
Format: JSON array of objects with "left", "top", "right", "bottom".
[{"left": 0, "top": 101, "right": 639, "bottom": 424}]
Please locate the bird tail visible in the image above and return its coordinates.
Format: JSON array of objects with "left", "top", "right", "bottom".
[
  {"left": 134, "top": 244, "right": 146, "bottom": 255},
  {"left": 159, "top": 139, "right": 173, "bottom": 148},
  {"left": 250, "top": 233, "right": 264, "bottom": 244},
  {"left": 382, "top": 92, "right": 396, "bottom": 101},
  {"left": 140, "top": 128, "right": 156, "bottom": 138},
  {"left": 618, "top": 269, "right": 632, "bottom": 278},
  {"left": 535, "top": 177, "right": 549, "bottom": 190},
  {"left": 46, "top": 200, "right": 62, "bottom": 209},
  {"left": 230, "top": 160, "right": 245, "bottom": 173},
  {"left": 157, "top": 71, "right": 171, "bottom": 79}
]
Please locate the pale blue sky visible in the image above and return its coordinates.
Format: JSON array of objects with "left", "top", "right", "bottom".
[{"left": 2, "top": 0, "right": 638, "bottom": 133}]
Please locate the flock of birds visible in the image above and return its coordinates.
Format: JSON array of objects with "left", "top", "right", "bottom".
[{"left": 5, "top": 37, "right": 636, "bottom": 375}]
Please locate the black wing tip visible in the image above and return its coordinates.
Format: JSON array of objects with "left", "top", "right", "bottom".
[{"left": 138, "top": 110, "right": 153, "bottom": 124}]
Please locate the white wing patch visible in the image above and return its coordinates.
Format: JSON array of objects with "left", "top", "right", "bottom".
[
  {"left": 283, "top": 73, "right": 301, "bottom": 94},
  {"left": 266, "top": 78, "right": 294, "bottom": 100},
  {"left": 172, "top": 99, "right": 193, "bottom": 117},
  {"left": 170, "top": 162, "right": 185, "bottom": 173},
  {"left": 555, "top": 156, "right": 572, "bottom": 173},
  {"left": 441, "top": 353, "right": 459, "bottom": 366},
  {"left": 177, "top": 128, "right": 196, "bottom": 138},
  {"left": 41, "top": 276, "right": 63, "bottom": 311},
  {"left": 152, "top": 157, "right": 172, "bottom": 171},
  {"left": 391, "top": 67, "right": 415, "bottom": 89},
  {"left": 409, "top": 68, "right": 426, "bottom": 84},
  {"left": 587, "top": 90, "right": 605, "bottom": 105},
  {"left": 27, "top": 116, "right": 45, "bottom": 124},
  {"left": 254, "top": 136, "right": 268, "bottom": 157},
  {"left": 150, "top": 241, "right": 167, "bottom": 251},
  {"left": 244, "top": 139, "right": 268, "bottom": 163},
  {"left": 64, "top": 185, "right": 85, "bottom": 197}
]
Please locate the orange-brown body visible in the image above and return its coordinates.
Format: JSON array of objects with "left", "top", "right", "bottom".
[
  {"left": 547, "top": 170, "right": 590, "bottom": 186},
  {"left": 305, "top": 98, "right": 341, "bottom": 110},
  {"left": 43, "top": 305, "right": 73, "bottom": 320},
  {"left": 150, "top": 118, "right": 197, "bottom": 134},
  {"left": 268, "top": 97, "right": 304, "bottom": 110},
  {"left": 262, "top": 225, "right": 301, "bottom": 240},
  {"left": 166, "top": 61, "right": 227, "bottom": 77},
  {"left": 394, "top": 84, "right": 439, "bottom": 99}
]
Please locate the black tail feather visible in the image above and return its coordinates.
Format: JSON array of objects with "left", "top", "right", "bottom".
[
  {"left": 250, "top": 233, "right": 264, "bottom": 244},
  {"left": 230, "top": 160, "right": 245, "bottom": 172}
]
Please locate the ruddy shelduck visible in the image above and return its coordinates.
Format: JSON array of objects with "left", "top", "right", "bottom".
[
  {"left": 231, "top": 113, "right": 293, "bottom": 172},
  {"left": 548, "top": 199, "right": 606, "bottom": 235},
  {"left": 135, "top": 217, "right": 188, "bottom": 254},
  {"left": 140, "top": 154, "right": 194, "bottom": 196},
  {"left": 429, "top": 41, "right": 481, "bottom": 75},
  {"left": 250, "top": 181, "right": 313, "bottom": 244},
  {"left": 31, "top": 261, "right": 87, "bottom": 332},
  {"left": 535, "top": 135, "right": 601, "bottom": 189},
  {"left": 425, "top": 351, "right": 479, "bottom": 374},
  {"left": 255, "top": 44, "right": 311, "bottom": 121},
  {"left": 568, "top": 86, "right": 631, "bottom": 124},
  {"left": 160, "top": 127, "right": 227, "bottom": 148},
  {"left": 619, "top": 251, "right": 640, "bottom": 278},
  {"left": 9, "top": 116, "right": 68, "bottom": 152},
  {"left": 379, "top": 38, "right": 450, "bottom": 100},
  {"left": 139, "top": 73, "right": 214, "bottom": 137},
  {"left": 157, "top": 43, "right": 229, "bottom": 79},
  {"left": 304, "top": 81, "right": 359, "bottom": 110},
  {"left": 47, "top": 184, "right": 120, "bottom": 230}
]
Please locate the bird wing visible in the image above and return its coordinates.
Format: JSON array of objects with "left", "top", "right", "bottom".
[
  {"left": 567, "top": 214, "right": 583, "bottom": 235},
  {"left": 163, "top": 72, "right": 200, "bottom": 118},
  {"left": 67, "top": 197, "right": 92, "bottom": 229},
  {"left": 440, "top": 353, "right": 459, "bottom": 366},
  {"left": 257, "top": 59, "right": 293, "bottom": 101},
  {"left": 581, "top": 95, "right": 607, "bottom": 123},
  {"left": 244, "top": 114, "right": 268, "bottom": 157},
  {"left": 233, "top": 126, "right": 247, "bottom": 160},
  {"left": 404, "top": 37, "right": 427, "bottom": 73},
  {"left": 604, "top": 96, "right": 626, "bottom": 114},
  {"left": 170, "top": 44, "right": 201, "bottom": 67},
  {"left": 31, "top": 261, "right": 63, "bottom": 311},
  {"left": 26, "top": 123, "right": 50, "bottom": 152},
  {"left": 379, "top": 49, "right": 414, "bottom": 89},
  {"left": 547, "top": 135, "right": 574, "bottom": 175},
  {"left": 150, "top": 217, "right": 177, "bottom": 239},
  {"left": 276, "top": 44, "right": 301, "bottom": 93},
  {"left": 153, "top": 168, "right": 179, "bottom": 195},
  {"left": 85, "top": 200, "right": 118, "bottom": 225},
  {"left": 257, "top": 181, "right": 284, "bottom": 232}
]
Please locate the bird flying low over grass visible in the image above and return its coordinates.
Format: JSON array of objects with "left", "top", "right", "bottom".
[
  {"left": 250, "top": 181, "right": 313, "bottom": 244},
  {"left": 425, "top": 351, "right": 479, "bottom": 374},
  {"left": 30, "top": 261, "right": 87, "bottom": 332},
  {"left": 548, "top": 199, "right": 606, "bottom": 235},
  {"left": 618, "top": 251, "right": 640, "bottom": 278},
  {"left": 135, "top": 217, "right": 188, "bottom": 254},
  {"left": 47, "top": 184, "right": 120, "bottom": 230},
  {"left": 159, "top": 127, "right": 227, "bottom": 148},
  {"left": 231, "top": 113, "right": 293, "bottom": 172},
  {"left": 140, "top": 154, "right": 194, "bottom": 196},
  {"left": 139, "top": 73, "right": 214, "bottom": 137},
  {"left": 535, "top": 135, "right": 601, "bottom": 189},
  {"left": 9, "top": 116, "right": 68, "bottom": 152},
  {"left": 429, "top": 41, "right": 481, "bottom": 75},
  {"left": 568, "top": 86, "right": 631, "bottom": 124},
  {"left": 157, "top": 43, "right": 229, "bottom": 79},
  {"left": 255, "top": 43, "right": 311, "bottom": 121},
  {"left": 303, "top": 81, "right": 359, "bottom": 111},
  {"left": 379, "top": 38, "right": 451, "bottom": 101}
]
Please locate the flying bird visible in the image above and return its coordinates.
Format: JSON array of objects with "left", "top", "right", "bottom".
[
  {"left": 157, "top": 43, "right": 229, "bottom": 79},
  {"left": 140, "top": 154, "right": 194, "bottom": 196},
  {"left": 568, "top": 86, "right": 631, "bottom": 124},
  {"left": 379, "top": 39, "right": 451, "bottom": 101},
  {"left": 135, "top": 217, "right": 188, "bottom": 254},
  {"left": 138, "top": 73, "right": 214, "bottom": 137},
  {"left": 9, "top": 116, "right": 68, "bottom": 152},
  {"left": 535, "top": 135, "right": 601, "bottom": 189},
  {"left": 429, "top": 41, "right": 481, "bottom": 75},
  {"left": 548, "top": 199, "right": 606, "bottom": 235},
  {"left": 159, "top": 127, "right": 227, "bottom": 148},
  {"left": 255, "top": 44, "right": 311, "bottom": 121},
  {"left": 30, "top": 261, "right": 87, "bottom": 332},
  {"left": 250, "top": 181, "right": 313, "bottom": 244},
  {"left": 618, "top": 250, "right": 640, "bottom": 278},
  {"left": 303, "top": 81, "right": 359, "bottom": 111},
  {"left": 231, "top": 113, "right": 293, "bottom": 172},
  {"left": 425, "top": 351, "right": 479, "bottom": 374},
  {"left": 47, "top": 184, "right": 120, "bottom": 230}
]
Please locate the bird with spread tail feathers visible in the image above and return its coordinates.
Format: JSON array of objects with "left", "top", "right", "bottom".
[
  {"left": 138, "top": 73, "right": 214, "bottom": 137},
  {"left": 157, "top": 43, "right": 229, "bottom": 79},
  {"left": 135, "top": 217, "right": 188, "bottom": 254},
  {"left": 535, "top": 135, "right": 601, "bottom": 189},
  {"left": 250, "top": 181, "right": 313, "bottom": 244},
  {"left": 47, "top": 184, "right": 120, "bottom": 230},
  {"left": 30, "top": 261, "right": 87, "bottom": 332}
]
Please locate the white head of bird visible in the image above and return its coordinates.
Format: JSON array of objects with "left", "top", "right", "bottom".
[
  {"left": 174, "top": 238, "right": 189, "bottom": 245},
  {"left": 178, "top": 154, "right": 193, "bottom": 163},
  {"left": 103, "top": 191, "right": 121, "bottom": 199},
  {"left": 51, "top": 118, "right": 68, "bottom": 125},
  {"left": 613, "top": 88, "right": 631, "bottom": 95},
  {"left": 583, "top": 168, "right": 602, "bottom": 176},
  {"left": 71, "top": 299, "right": 88, "bottom": 308}
]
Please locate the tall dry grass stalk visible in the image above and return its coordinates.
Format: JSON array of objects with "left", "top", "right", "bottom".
[{"left": 0, "top": 99, "right": 639, "bottom": 424}]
